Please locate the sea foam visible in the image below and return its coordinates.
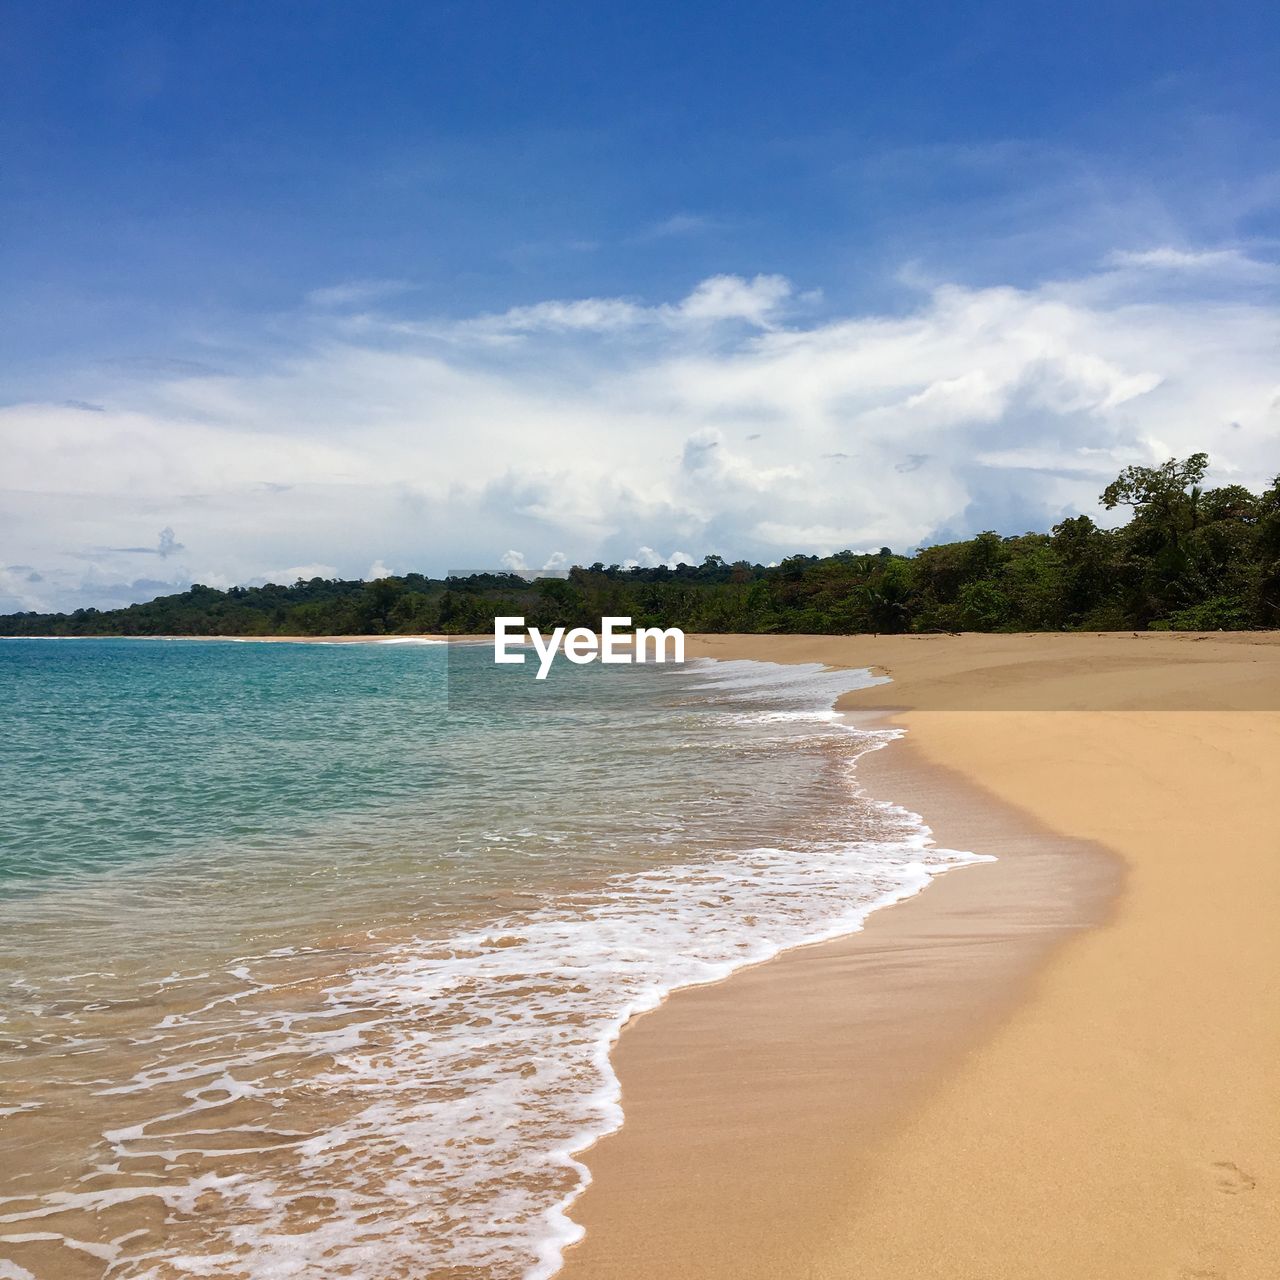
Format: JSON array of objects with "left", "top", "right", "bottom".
[{"left": 0, "top": 652, "right": 986, "bottom": 1279}]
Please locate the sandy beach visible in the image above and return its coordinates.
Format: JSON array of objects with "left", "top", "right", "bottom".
[{"left": 561, "top": 632, "right": 1280, "bottom": 1279}]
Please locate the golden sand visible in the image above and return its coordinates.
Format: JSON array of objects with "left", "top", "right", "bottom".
[{"left": 561, "top": 632, "right": 1280, "bottom": 1279}]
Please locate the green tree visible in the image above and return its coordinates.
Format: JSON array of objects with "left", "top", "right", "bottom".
[{"left": 1101, "top": 452, "right": 1209, "bottom": 549}]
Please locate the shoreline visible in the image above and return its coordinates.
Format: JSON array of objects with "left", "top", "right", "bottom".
[
  {"left": 559, "top": 633, "right": 1280, "bottom": 1278},
  {"left": 535, "top": 701, "right": 1011, "bottom": 1279},
  {"left": 558, "top": 682, "right": 1120, "bottom": 1278}
]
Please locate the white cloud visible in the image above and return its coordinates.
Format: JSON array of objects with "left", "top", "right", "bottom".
[
  {"left": 455, "top": 273, "right": 795, "bottom": 339},
  {"left": 623, "top": 547, "right": 695, "bottom": 569},
  {"left": 636, "top": 213, "right": 724, "bottom": 240},
  {"left": 477, "top": 297, "right": 648, "bottom": 334},
  {"left": 1105, "top": 246, "right": 1269, "bottom": 273},
  {"left": 0, "top": 565, "right": 48, "bottom": 613},
  {"left": 673, "top": 274, "right": 792, "bottom": 326},
  {"left": 253, "top": 564, "right": 340, "bottom": 586},
  {"left": 306, "top": 279, "right": 415, "bottom": 308},
  {"left": 3, "top": 258, "right": 1278, "bottom": 611}
]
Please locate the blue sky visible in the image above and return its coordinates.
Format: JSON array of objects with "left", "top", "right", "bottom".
[{"left": 3, "top": 2, "right": 1280, "bottom": 610}]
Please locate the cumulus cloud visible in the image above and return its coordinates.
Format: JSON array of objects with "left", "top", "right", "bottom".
[
  {"left": 3, "top": 253, "right": 1279, "bottom": 612},
  {"left": 249, "top": 564, "right": 340, "bottom": 586},
  {"left": 494, "top": 550, "right": 577, "bottom": 578},
  {"left": 674, "top": 274, "right": 792, "bottom": 326},
  {"left": 623, "top": 547, "right": 695, "bottom": 569}
]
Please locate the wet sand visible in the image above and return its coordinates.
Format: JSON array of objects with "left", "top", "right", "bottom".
[{"left": 560, "top": 632, "right": 1280, "bottom": 1279}]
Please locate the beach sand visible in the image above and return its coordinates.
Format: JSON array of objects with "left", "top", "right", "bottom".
[{"left": 560, "top": 632, "right": 1280, "bottom": 1279}]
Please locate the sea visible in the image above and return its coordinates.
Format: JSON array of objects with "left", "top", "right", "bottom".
[{"left": 0, "top": 637, "right": 980, "bottom": 1279}]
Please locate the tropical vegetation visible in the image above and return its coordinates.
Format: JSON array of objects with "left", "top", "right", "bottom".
[{"left": 4, "top": 454, "right": 1278, "bottom": 636}]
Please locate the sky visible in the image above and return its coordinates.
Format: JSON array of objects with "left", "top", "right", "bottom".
[{"left": 2, "top": 0, "right": 1279, "bottom": 612}]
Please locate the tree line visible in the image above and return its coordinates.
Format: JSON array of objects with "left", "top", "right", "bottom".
[{"left": 4, "top": 454, "right": 1278, "bottom": 637}]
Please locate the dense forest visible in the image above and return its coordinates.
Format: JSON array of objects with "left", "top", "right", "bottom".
[{"left": 4, "top": 454, "right": 1278, "bottom": 637}]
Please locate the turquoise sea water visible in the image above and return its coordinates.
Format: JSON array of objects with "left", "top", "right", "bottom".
[
  {"left": 2, "top": 637, "right": 450, "bottom": 885},
  {"left": 0, "top": 638, "right": 979, "bottom": 1279}
]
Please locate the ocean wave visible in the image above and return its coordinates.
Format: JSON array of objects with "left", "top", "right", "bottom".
[{"left": 0, "top": 655, "right": 986, "bottom": 1279}]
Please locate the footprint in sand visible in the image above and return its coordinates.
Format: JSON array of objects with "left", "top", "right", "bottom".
[{"left": 1209, "top": 1160, "right": 1256, "bottom": 1195}]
